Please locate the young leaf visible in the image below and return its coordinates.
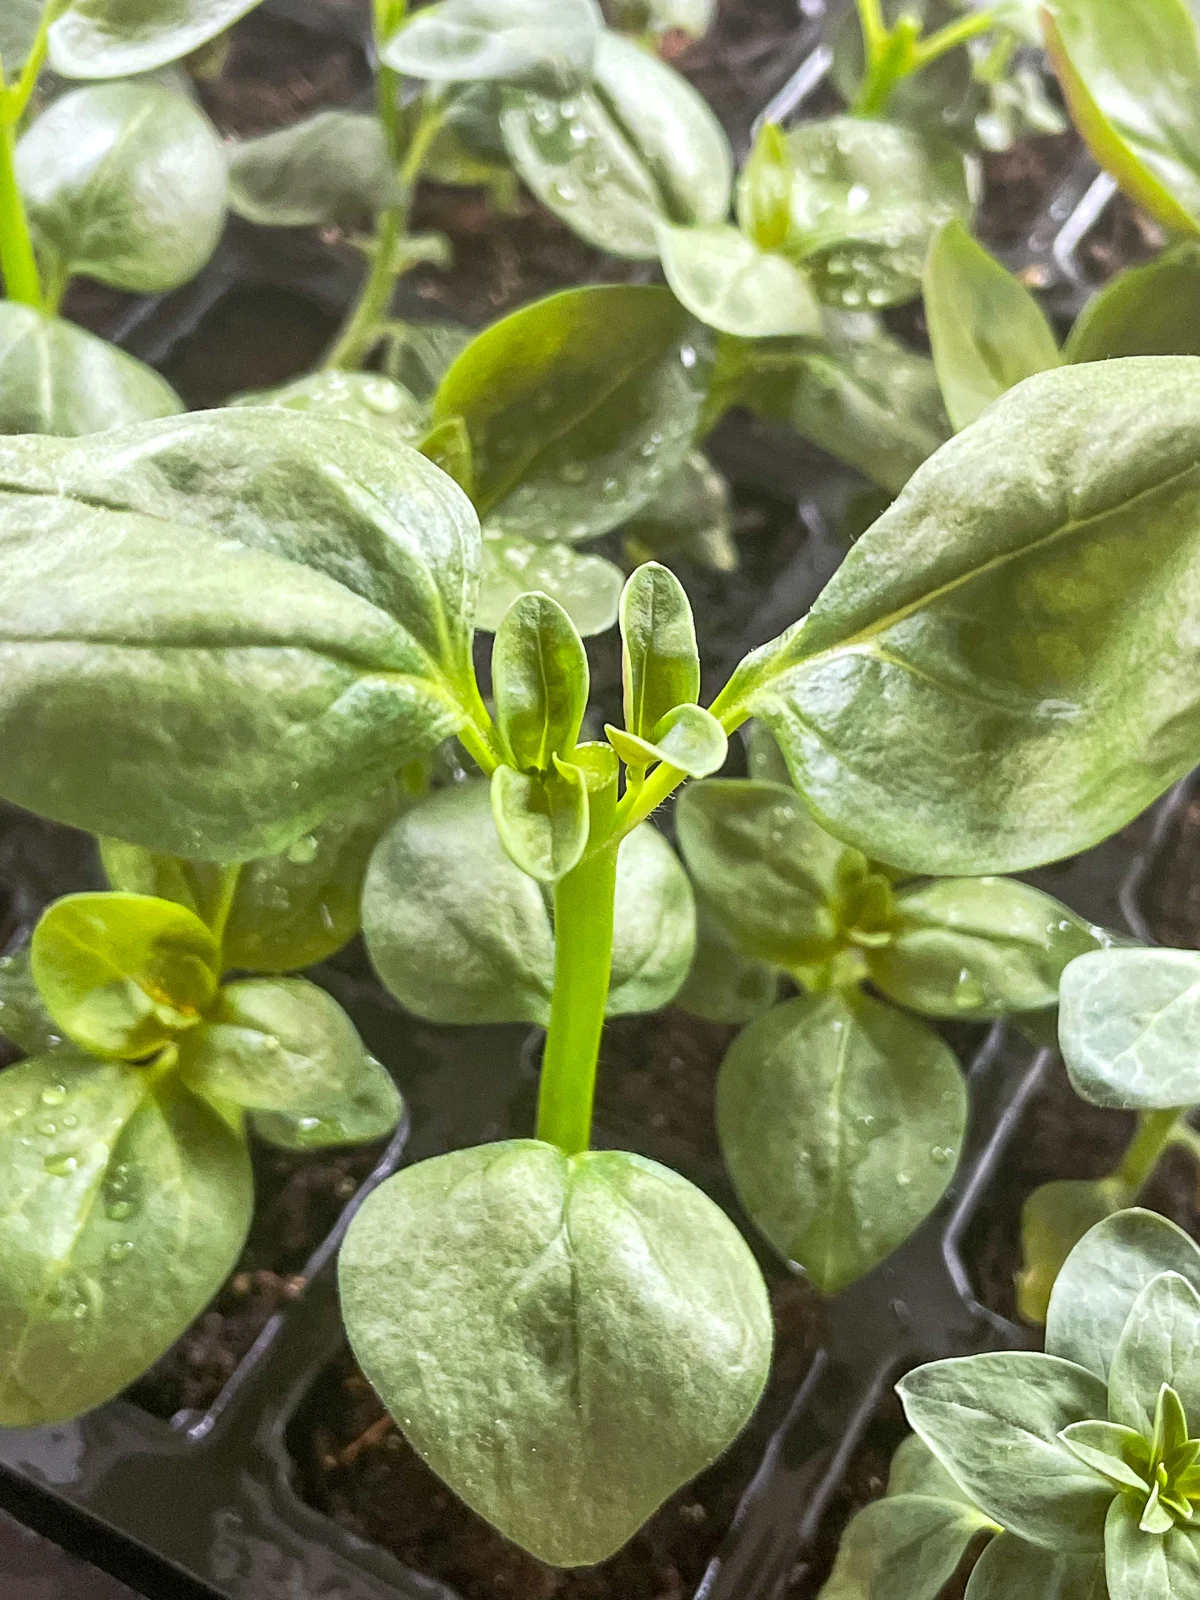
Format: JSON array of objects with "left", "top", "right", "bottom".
[
  {"left": 818, "top": 1494, "right": 996, "bottom": 1600},
  {"left": 782, "top": 118, "right": 972, "bottom": 310},
  {"left": 0, "top": 1051, "right": 252, "bottom": 1425},
  {"left": 49, "top": 0, "right": 265, "bottom": 78},
  {"left": 673, "top": 903, "right": 780, "bottom": 1025},
  {"left": 431, "top": 285, "right": 710, "bottom": 544},
  {"left": 250, "top": 1054, "right": 404, "bottom": 1151},
  {"left": 0, "top": 946, "right": 63, "bottom": 1057},
  {"left": 737, "top": 122, "right": 792, "bottom": 254},
  {"left": 717, "top": 991, "right": 967, "bottom": 1294},
  {"left": 619, "top": 561, "right": 700, "bottom": 741},
  {"left": 723, "top": 358, "right": 1200, "bottom": 876},
  {"left": 1058, "top": 1421, "right": 1151, "bottom": 1493},
  {"left": 491, "top": 759, "right": 589, "bottom": 883},
  {"left": 363, "top": 780, "right": 694, "bottom": 1024},
  {"left": 924, "top": 219, "right": 1061, "bottom": 431},
  {"left": 963, "top": 1532, "right": 1106, "bottom": 1600},
  {"left": 867, "top": 877, "right": 1102, "bottom": 1019},
  {"left": 0, "top": 410, "right": 481, "bottom": 860},
  {"left": 493, "top": 591, "right": 588, "bottom": 772},
  {"left": 177, "top": 977, "right": 368, "bottom": 1114},
  {"left": 381, "top": 0, "right": 600, "bottom": 94},
  {"left": 419, "top": 415, "right": 474, "bottom": 497},
  {"left": 622, "top": 450, "right": 736, "bottom": 572},
  {"left": 31, "top": 894, "right": 220, "bottom": 1061},
  {"left": 500, "top": 30, "right": 732, "bottom": 260},
  {"left": 231, "top": 372, "right": 428, "bottom": 443},
  {"left": 227, "top": 111, "right": 398, "bottom": 229},
  {"left": 1044, "top": 0, "right": 1200, "bottom": 238},
  {"left": 1065, "top": 244, "right": 1200, "bottom": 363},
  {"left": 1059, "top": 948, "right": 1200, "bottom": 1110},
  {"left": 658, "top": 223, "right": 823, "bottom": 340},
  {"left": 338, "top": 1140, "right": 772, "bottom": 1566},
  {"left": 0, "top": 303, "right": 181, "bottom": 437},
  {"left": 1046, "top": 1210, "right": 1200, "bottom": 1383},
  {"left": 675, "top": 780, "right": 849, "bottom": 969},
  {"left": 606, "top": 703, "right": 727, "bottom": 779},
  {"left": 1108, "top": 1273, "right": 1200, "bottom": 1437},
  {"left": 1017, "top": 1179, "right": 1125, "bottom": 1327},
  {"left": 476, "top": 534, "right": 623, "bottom": 637},
  {"left": 897, "top": 1353, "right": 1112, "bottom": 1550},
  {"left": 17, "top": 82, "right": 226, "bottom": 295},
  {"left": 1104, "top": 1495, "right": 1200, "bottom": 1600}
]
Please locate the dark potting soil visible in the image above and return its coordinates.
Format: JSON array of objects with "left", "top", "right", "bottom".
[{"left": 1076, "top": 191, "right": 1165, "bottom": 285}]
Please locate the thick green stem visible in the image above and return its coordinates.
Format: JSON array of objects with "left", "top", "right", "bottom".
[
  {"left": 0, "top": 120, "right": 40, "bottom": 308},
  {"left": 1117, "top": 1109, "right": 1188, "bottom": 1196},
  {"left": 536, "top": 843, "right": 619, "bottom": 1156}
]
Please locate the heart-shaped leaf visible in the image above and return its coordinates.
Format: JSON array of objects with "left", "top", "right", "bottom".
[
  {"left": 227, "top": 111, "right": 399, "bottom": 229},
  {"left": 49, "top": 0, "right": 265, "bottom": 80},
  {"left": 381, "top": 0, "right": 600, "bottom": 94},
  {"left": 717, "top": 991, "right": 966, "bottom": 1293},
  {"left": 0, "top": 1050, "right": 252, "bottom": 1425},
  {"left": 338, "top": 1140, "right": 772, "bottom": 1565},
  {"left": 476, "top": 533, "right": 623, "bottom": 636},
  {"left": 1059, "top": 948, "right": 1200, "bottom": 1110}
]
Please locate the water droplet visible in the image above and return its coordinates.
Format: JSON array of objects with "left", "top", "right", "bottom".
[
  {"left": 44, "top": 1152, "right": 78, "bottom": 1177},
  {"left": 568, "top": 120, "right": 589, "bottom": 147},
  {"left": 840, "top": 287, "right": 864, "bottom": 308},
  {"left": 930, "top": 1145, "right": 954, "bottom": 1165},
  {"left": 866, "top": 287, "right": 890, "bottom": 307},
  {"left": 318, "top": 903, "right": 335, "bottom": 932},
  {"left": 107, "top": 1240, "right": 135, "bottom": 1263},
  {"left": 680, "top": 344, "right": 698, "bottom": 370},
  {"left": 532, "top": 103, "right": 559, "bottom": 133},
  {"left": 558, "top": 461, "right": 588, "bottom": 484},
  {"left": 896, "top": 1171, "right": 911, "bottom": 1187},
  {"left": 36, "top": 1120, "right": 57, "bottom": 1137},
  {"left": 286, "top": 834, "right": 319, "bottom": 865},
  {"left": 40, "top": 1084, "right": 67, "bottom": 1107},
  {"left": 61, "top": 1114, "right": 77, "bottom": 1130},
  {"left": 106, "top": 1200, "right": 134, "bottom": 1222},
  {"left": 550, "top": 177, "right": 579, "bottom": 205},
  {"left": 846, "top": 182, "right": 870, "bottom": 212}
]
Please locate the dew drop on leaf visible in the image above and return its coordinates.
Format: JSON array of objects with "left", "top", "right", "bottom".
[
  {"left": 44, "top": 1152, "right": 78, "bottom": 1177},
  {"left": 40, "top": 1083, "right": 67, "bottom": 1107}
]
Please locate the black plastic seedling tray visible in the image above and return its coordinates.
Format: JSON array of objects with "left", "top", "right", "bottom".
[{"left": 0, "top": 2, "right": 1169, "bottom": 1596}]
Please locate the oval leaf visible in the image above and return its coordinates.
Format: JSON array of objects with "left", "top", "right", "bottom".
[
  {"left": 476, "top": 533, "right": 622, "bottom": 636},
  {"left": 726, "top": 358, "right": 1200, "bottom": 875},
  {"left": 607, "top": 702, "right": 727, "bottom": 779},
  {"left": 0, "top": 409, "right": 481, "bottom": 860},
  {"left": 1059, "top": 948, "right": 1200, "bottom": 1110},
  {"left": 338, "top": 1140, "right": 772, "bottom": 1566},
  {"left": 500, "top": 29, "right": 731, "bottom": 260},
  {"left": 251, "top": 1053, "right": 404, "bottom": 1151},
  {"left": 619, "top": 560, "right": 700, "bottom": 741},
  {"left": 227, "top": 110, "right": 399, "bottom": 229},
  {"left": 0, "top": 1050, "right": 252, "bottom": 1425},
  {"left": 1065, "top": 243, "right": 1200, "bottom": 363},
  {"left": 658, "top": 223, "right": 823, "bottom": 340},
  {"left": 493, "top": 590, "right": 588, "bottom": 772},
  {"left": 49, "top": 0, "right": 264, "bottom": 78},
  {"left": 381, "top": 0, "right": 600, "bottom": 93},
  {"left": 31, "top": 894, "right": 220, "bottom": 1060},
  {"left": 717, "top": 991, "right": 967, "bottom": 1293},
  {"left": 1104, "top": 1494, "right": 1200, "bottom": 1600}
]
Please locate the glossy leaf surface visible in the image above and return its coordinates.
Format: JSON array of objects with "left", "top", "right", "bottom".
[
  {"left": 717, "top": 992, "right": 966, "bottom": 1293},
  {"left": 658, "top": 223, "right": 822, "bottom": 340},
  {"left": 1059, "top": 948, "right": 1200, "bottom": 1110},
  {"left": 729, "top": 359, "right": 1200, "bottom": 875},
  {"left": 49, "top": 0, "right": 264, "bottom": 79},
  {"left": 500, "top": 30, "right": 731, "bottom": 259},
  {"left": 622, "top": 450, "right": 735, "bottom": 572},
  {"left": 0, "top": 304, "right": 181, "bottom": 437},
  {"left": 476, "top": 534, "right": 623, "bottom": 636},
  {"left": 493, "top": 591, "right": 587, "bottom": 772},
  {"left": 619, "top": 561, "right": 700, "bottom": 743},
  {"left": 339, "top": 1141, "right": 771, "bottom": 1565},
  {"left": 1065, "top": 244, "right": 1200, "bottom": 362},
  {"left": 381, "top": 0, "right": 599, "bottom": 93},
  {"left": 32, "top": 894, "right": 219, "bottom": 1060},
  {"left": 0, "top": 1050, "right": 252, "bottom": 1424},
  {"left": 0, "top": 410, "right": 480, "bottom": 860},
  {"left": 227, "top": 111, "right": 399, "bottom": 229},
  {"left": 250, "top": 1053, "right": 403, "bottom": 1151}
]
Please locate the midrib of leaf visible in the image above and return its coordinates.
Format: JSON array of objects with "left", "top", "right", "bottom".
[{"left": 74, "top": 91, "right": 160, "bottom": 267}]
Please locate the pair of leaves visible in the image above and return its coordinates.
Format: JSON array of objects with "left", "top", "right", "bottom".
[
  {"left": 17, "top": 81, "right": 227, "bottom": 295},
  {"left": 339, "top": 1140, "right": 772, "bottom": 1565},
  {"left": 717, "top": 357, "right": 1200, "bottom": 876},
  {"left": 0, "top": 409, "right": 482, "bottom": 861},
  {"left": 47, "top": 0, "right": 264, "bottom": 80},
  {"left": 361, "top": 778, "right": 695, "bottom": 1025},
  {"left": 382, "top": 0, "right": 601, "bottom": 96}
]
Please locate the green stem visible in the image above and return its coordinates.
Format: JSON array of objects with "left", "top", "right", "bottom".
[
  {"left": 536, "top": 842, "right": 619, "bottom": 1156},
  {"left": 0, "top": 120, "right": 40, "bottom": 308},
  {"left": 911, "top": 8, "right": 998, "bottom": 69},
  {"left": 854, "top": 0, "right": 889, "bottom": 57},
  {"left": 1116, "top": 1109, "right": 1188, "bottom": 1196}
]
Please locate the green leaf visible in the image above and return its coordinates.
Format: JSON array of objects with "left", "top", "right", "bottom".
[
  {"left": 1065, "top": 244, "right": 1200, "bottom": 362},
  {"left": 672, "top": 903, "right": 780, "bottom": 1025},
  {"left": 1104, "top": 1495, "right": 1200, "bottom": 1600},
  {"left": 737, "top": 122, "right": 793, "bottom": 254},
  {"left": 924, "top": 219, "right": 1060, "bottom": 430},
  {"left": 658, "top": 223, "right": 823, "bottom": 340},
  {"left": 493, "top": 591, "right": 588, "bottom": 772},
  {"left": 619, "top": 560, "right": 700, "bottom": 742},
  {"left": 177, "top": 977, "right": 368, "bottom": 1114},
  {"left": 1047, "top": 1210, "right": 1200, "bottom": 1383},
  {"left": 250, "top": 1053, "right": 403, "bottom": 1151},
  {"left": 1044, "top": 0, "right": 1200, "bottom": 238},
  {"left": 818, "top": 1495, "right": 996, "bottom": 1600},
  {"left": 674, "top": 780, "right": 849, "bottom": 968},
  {"left": 390, "top": 320, "right": 474, "bottom": 401},
  {"left": 49, "top": 0, "right": 264, "bottom": 79},
  {"left": 419, "top": 415, "right": 474, "bottom": 496},
  {"left": 717, "top": 991, "right": 966, "bottom": 1294},
  {"left": 887, "top": 1432, "right": 982, "bottom": 1501},
  {"left": 1059, "top": 948, "right": 1200, "bottom": 1110},
  {"left": 622, "top": 450, "right": 736, "bottom": 572},
  {"left": 1108, "top": 1273, "right": 1200, "bottom": 1437},
  {"left": 381, "top": 0, "right": 600, "bottom": 94},
  {"left": 363, "top": 779, "right": 694, "bottom": 1024},
  {"left": 432, "top": 285, "right": 710, "bottom": 543},
  {"left": 781, "top": 117, "right": 973, "bottom": 310},
  {"left": 490, "top": 759, "right": 589, "bottom": 883},
  {"left": 1059, "top": 1421, "right": 1151, "bottom": 1493},
  {"left": 17, "top": 82, "right": 226, "bottom": 295},
  {"left": 500, "top": 30, "right": 732, "bottom": 260},
  {"left": 476, "top": 534, "right": 622, "bottom": 637},
  {"left": 227, "top": 111, "right": 398, "bottom": 229},
  {"left": 964, "top": 1532, "right": 1106, "bottom": 1600},
  {"left": 31, "top": 894, "right": 220, "bottom": 1061},
  {"left": 897, "top": 1352, "right": 1113, "bottom": 1550},
  {"left": 867, "top": 878, "right": 1102, "bottom": 1020},
  {"left": 606, "top": 703, "right": 727, "bottom": 779},
  {"left": 0, "top": 946, "right": 64, "bottom": 1057},
  {"left": 0, "top": 303, "right": 182, "bottom": 437},
  {"left": 0, "top": 409, "right": 481, "bottom": 860},
  {"left": 1017, "top": 1179, "right": 1126, "bottom": 1327},
  {"left": 230, "top": 371, "right": 428, "bottom": 443},
  {"left": 0, "top": 1050, "right": 252, "bottom": 1425},
  {"left": 726, "top": 358, "right": 1200, "bottom": 876},
  {"left": 1, "top": 0, "right": 48, "bottom": 68},
  {"left": 338, "top": 1140, "right": 772, "bottom": 1566}
]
